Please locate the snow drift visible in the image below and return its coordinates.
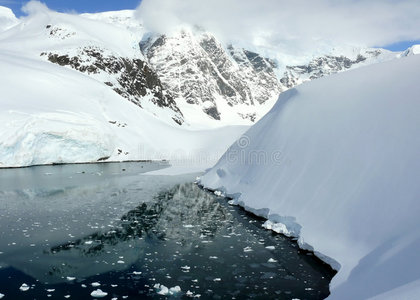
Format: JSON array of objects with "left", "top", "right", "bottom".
[{"left": 200, "top": 55, "right": 420, "bottom": 299}]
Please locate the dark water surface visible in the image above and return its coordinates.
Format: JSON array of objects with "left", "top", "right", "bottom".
[{"left": 0, "top": 162, "right": 334, "bottom": 299}]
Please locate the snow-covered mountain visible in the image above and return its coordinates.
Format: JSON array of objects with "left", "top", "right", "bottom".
[
  {"left": 400, "top": 44, "right": 420, "bottom": 57},
  {"left": 0, "top": 8, "right": 186, "bottom": 126},
  {"left": 140, "top": 30, "right": 282, "bottom": 124},
  {"left": 0, "top": 8, "right": 247, "bottom": 168},
  {"left": 139, "top": 29, "right": 401, "bottom": 125},
  {"left": 0, "top": 6, "right": 417, "bottom": 168},
  {"left": 278, "top": 48, "right": 397, "bottom": 89},
  {"left": 1, "top": 8, "right": 409, "bottom": 128},
  {"left": 200, "top": 54, "right": 420, "bottom": 300}
]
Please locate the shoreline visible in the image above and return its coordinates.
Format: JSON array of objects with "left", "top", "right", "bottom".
[
  {"left": 197, "top": 182, "right": 339, "bottom": 277},
  {"left": 0, "top": 159, "right": 169, "bottom": 170}
]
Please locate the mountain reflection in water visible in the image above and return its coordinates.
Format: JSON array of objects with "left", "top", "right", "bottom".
[{"left": 0, "top": 163, "right": 334, "bottom": 299}]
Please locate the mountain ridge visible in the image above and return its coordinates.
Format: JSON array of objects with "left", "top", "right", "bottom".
[{"left": 0, "top": 7, "right": 416, "bottom": 129}]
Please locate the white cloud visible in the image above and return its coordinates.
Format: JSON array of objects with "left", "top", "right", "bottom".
[
  {"left": 136, "top": 0, "right": 420, "bottom": 53},
  {"left": 21, "top": 0, "right": 50, "bottom": 15}
]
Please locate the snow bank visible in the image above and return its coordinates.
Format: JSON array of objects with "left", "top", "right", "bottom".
[{"left": 200, "top": 55, "right": 420, "bottom": 299}]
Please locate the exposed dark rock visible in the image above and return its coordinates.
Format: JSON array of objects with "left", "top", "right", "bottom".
[
  {"left": 204, "top": 106, "right": 221, "bottom": 120},
  {"left": 280, "top": 54, "right": 368, "bottom": 89},
  {"left": 140, "top": 31, "right": 282, "bottom": 122},
  {"left": 44, "top": 46, "right": 184, "bottom": 125},
  {"left": 97, "top": 156, "right": 110, "bottom": 161}
]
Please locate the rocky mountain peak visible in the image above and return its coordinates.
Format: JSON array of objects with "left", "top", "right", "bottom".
[{"left": 140, "top": 29, "right": 282, "bottom": 123}]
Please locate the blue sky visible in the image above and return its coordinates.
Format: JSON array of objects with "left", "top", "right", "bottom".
[
  {"left": 2, "top": 0, "right": 141, "bottom": 16},
  {"left": 380, "top": 40, "right": 420, "bottom": 52}
]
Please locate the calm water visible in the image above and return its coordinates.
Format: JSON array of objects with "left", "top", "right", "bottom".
[{"left": 0, "top": 162, "right": 334, "bottom": 299}]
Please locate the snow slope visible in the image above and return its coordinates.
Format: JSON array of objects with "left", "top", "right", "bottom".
[
  {"left": 200, "top": 55, "right": 420, "bottom": 299},
  {"left": 0, "top": 6, "right": 18, "bottom": 31},
  {"left": 0, "top": 51, "right": 246, "bottom": 168}
]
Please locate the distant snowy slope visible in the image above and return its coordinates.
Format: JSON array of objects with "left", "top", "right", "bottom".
[
  {"left": 0, "top": 7, "right": 186, "bottom": 126},
  {"left": 0, "top": 51, "right": 246, "bottom": 168},
  {"left": 401, "top": 44, "right": 420, "bottom": 57},
  {"left": 0, "top": 6, "right": 18, "bottom": 31},
  {"left": 200, "top": 55, "right": 420, "bottom": 299}
]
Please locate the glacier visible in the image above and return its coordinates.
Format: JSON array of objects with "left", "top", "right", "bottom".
[{"left": 200, "top": 55, "right": 420, "bottom": 299}]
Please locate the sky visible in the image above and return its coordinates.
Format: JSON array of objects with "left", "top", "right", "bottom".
[
  {"left": 136, "top": 0, "right": 420, "bottom": 53},
  {"left": 1, "top": 0, "right": 419, "bottom": 52},
  {"left": 1, "top": 0, "right": 141, "bottom": 16}
]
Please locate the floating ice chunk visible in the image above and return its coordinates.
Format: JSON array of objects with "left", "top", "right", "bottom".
[
  {"left": 117, "top": 260, "right": 125, "bottom": 264},
  {"left": 214, "top": 190, "right": 224, "bottom": 197},
  {"left": 213, "top": 278, "right": 221, "bottom": 282},
  {"left": 155, "top": 284, "right": 169, "bottom": 295},
  {"left": 243, "top": 246, "right": 253, "bottom": 252},
  {"left": 132, "top": 271, "right": 142, "bottom": 275},
  {"left": 209, "top": 256, "right": 218, "bottom": 259},
  {"left": 183, "top": 224, "right": 194, "bottom": 228},
  {"left": 84, "top": 241, "right": 93, "bottom": 245},
  {"left": 91, "top": 289, "right": 108, "bottom": 298},
  {"left": 111, "top": 284, "right": 118, "bottom": 287},
  {"left": 305, "top": 287, "right": 313, "bottom": 291},
  {"left": 66, "top": 277, "right": 76, "bottom": 281},
  {"left": 186, "top": 290, "right": 193, "bottom": 297},
  {"left": 81, "top": 284, "right": 87, "bottom": 288},
  {"left": 0, "top": 293, "right": 4, "bottom": 299},
  {"left": 268, "top": 258, "right": 278, "bottom": 263},
  {"left": 263, "top": 221, "right": 294, "bottom": 237},
  {"left": 91, "top": 282, "right": 101, "bottom": 287},
  {"left": 64, "top": 295, "right": 70, "bottom": 298},
  {"left": 46, "top": 289, "right": 55, "bottom": 292},
  {"left": 19, "top": 284, "right": 30, "bottom": 291},
  {"left": 265, "top": 246, "right": 275, "bottom": 250},
  {"left": 169, "top": 286, "right": 181, "bottom": 295},
  {"left": 181, "top": 265, "right": 190, "bottom": 270}
]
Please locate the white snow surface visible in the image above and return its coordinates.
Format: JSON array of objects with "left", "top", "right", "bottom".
[
  {"left": 200, "top": 55, "right": 420, "bottom": 299},
  {"left": 0, "top": 6, "right": 18, "bottom": 31}
]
